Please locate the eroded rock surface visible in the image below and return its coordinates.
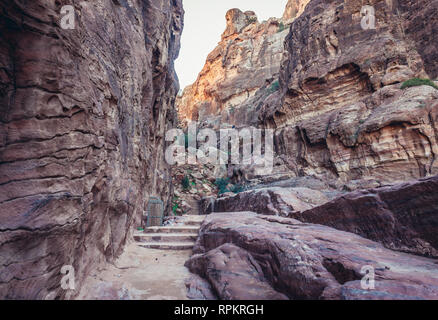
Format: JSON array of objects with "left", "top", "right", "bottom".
[
  {"left": 0, "top": 0, "right": 183, "bottom": 299},
  {"left": 177, "top": 0, "right": 438, "bottom": 189},
  {"left": 177, "top": 0, "right": 310, "bottom": 128},
  {"left": 291, "top": 175, "right": 438, "bottom": 258},
  {"left": 203, "top": 186, "right": 330, "bottom": 216},
  {"left": 261, "top": 0, "right": 438, "bottom": 185},
  {"left": 186, "top": 243, "right": 288, "bottom": 300},
  {"left": 187, "top": 212, "right": 438, "bottom": 300}
]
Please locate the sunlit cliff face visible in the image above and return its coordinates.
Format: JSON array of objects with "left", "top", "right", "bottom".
[{"left": 176, "top": 1, "right": 304, "bottom": 128}]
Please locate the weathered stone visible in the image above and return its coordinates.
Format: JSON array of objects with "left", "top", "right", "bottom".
[
  {"left": 189, "top": 212, "right": 438, "bottom": 300},
  {"left": 0, "top": 0, "right": 183, "bottom": 299},
  {"left": 186, "top": 243, "right": 288, "bottom": 300},
  {"left": 260, "top": 0, "right": 438, "bottom": 185},
  {"left": 208, "top": 187, "right": 329, "bottom": 216},
  {"left": 291, "top": 175, "right": 438, "bottom": 258},
  {"left": 176, "top": 1, "right": 308, "bottom": 128},
  {"left": 185, "top": 274, "right": 218, "bottom": 300}
]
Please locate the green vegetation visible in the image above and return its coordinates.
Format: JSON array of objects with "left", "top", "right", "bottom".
[
  {"left": 247, "top": 17, "right": 257, "bottom": 24},
  {"left": 214, "top": 178, "right": 246, "bottom": 195},
  {"left": 268, "top": 80, "right": 280, "bottom": 94},
  {"left": 228, "top": 183, "right": 245, "bottom": 194},
  {"left": 214, "top": 178, "right": 230, "bottom": 195},
  {"left": 401, "top": 78, "right": 438, "bottom": 90},
  {"left": 181, "top": 175, "right": 191, "bottom": 190},
  {"left": 278, "top": 22, "right": 286, "bottom": 32}
]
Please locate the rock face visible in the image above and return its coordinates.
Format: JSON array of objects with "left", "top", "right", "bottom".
[
  {"left": 187, "top": 212, "right": 438, "bottom": 300},
  {"left": 203, "top": 186, "right": 330, "bottom": 216},
  {"left": 282, "top": 0, "right": 310, "bottom": 24},
  {"left": 0, "top": 0, "right": 183, "bottom": 299},
  {"left": 261, "top": 0, "right": 438, "bottom": 185},
  {"left": 186, "top": 242, "right": 288, "bottom": 300},
  {"left": 177, "top": 0, "right": 310, "bottom": 128},
  {"left": 176, "top": 0, "right": 438, "bottom": 188},
  {"left": 291, "top": 175, "right": 438, "bottom": 258}
]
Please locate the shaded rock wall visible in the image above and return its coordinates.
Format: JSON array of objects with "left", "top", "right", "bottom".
[
  {"left": 0, "top": 0, "right": 183, "bottom": 299},
  {"left": 291, "top": 175, "right": 438, "bottom": 258}
]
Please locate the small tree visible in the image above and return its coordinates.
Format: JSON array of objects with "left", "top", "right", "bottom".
[
  {"left": 278, "top": 22, "right": 286, "bottom": 32},
  {"left": 182, "top": 175, "right": 191, "bottom": 190}
]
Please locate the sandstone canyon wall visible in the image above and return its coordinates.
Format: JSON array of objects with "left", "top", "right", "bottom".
[
  {"left": 182, "top": 0, "right": 438, "bottom": 301},
  {"left": 265, "top": 0, "right": 438, "bottom": 185},
  {"left": 177, "top": 0, "right": 438, "bottom": 188},
  {"left": 0, "top": 0, "right": 183, "bottom": 299},
  {"left": 177, "top": 0, "right": 310, "bottom": 129}
]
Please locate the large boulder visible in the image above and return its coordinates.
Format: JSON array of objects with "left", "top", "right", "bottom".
[
  {"left": 291, "top": 175, "right": 438, "bottom": 258},
  {"left": 203, "top": 187, "right": 330, "bottom": 216},
  {"left": 187, "top": 212, "right": 438, "bottom": 300},
  {"left": 186, "top": 243, "right": 288, "bottom": 300}
]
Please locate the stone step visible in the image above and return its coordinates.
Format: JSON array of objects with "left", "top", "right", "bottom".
[
  {"left": 144, "top": 226, "right": 200, "bottom": 234},
  {"left": 138, "top": 242, "right": 195, "bottom": 250},
  {"left": 134, "top": 233, "right": 198, "bottom": 242}
]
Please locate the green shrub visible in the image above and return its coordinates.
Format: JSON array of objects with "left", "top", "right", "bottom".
[
  {"left": 214, "top": 178, "right": 246, "bottom": 195},
  {"left": 268, "top": 80, "right": 280, "bottom": 93},
  {"left": 247, "top": 17, "right": 257, "bottom": 24},
  {"left": 278, "top": 22, "right": 286, "bottom": 32},
  {"left": 229, "top": 184, "right": 245, "bottom": 194},
  {"left": 172, "top": 203, "right": 179, "bottom": 214},
  {"left": 214, "top": 178, "right": 230, "bottom": 195},
  {"left": 181, "top": 175, "right": 191, "bottom": 190},
  {"left": 401, "top": 78, "right": 438, "bottom": 90}
]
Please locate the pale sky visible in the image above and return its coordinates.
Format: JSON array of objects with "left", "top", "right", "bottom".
[{"left": 175, "top": 0, "right": 289, "bottom": 90}]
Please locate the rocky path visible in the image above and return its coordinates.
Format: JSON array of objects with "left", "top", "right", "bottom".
[
  {"left": 77, "top": 243, "right": 192, "bottom": 300},
  {"left": 78, "top": 215, "right": 205, "bottom": 300}
]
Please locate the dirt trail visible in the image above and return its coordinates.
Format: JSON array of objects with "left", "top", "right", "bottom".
[{"left": 77, "top": 243, "right": 192, "bottom": 300}]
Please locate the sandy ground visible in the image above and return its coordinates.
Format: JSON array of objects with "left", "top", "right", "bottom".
[{"left": 77, "top": 242, "right": 192, "bottom": 300}]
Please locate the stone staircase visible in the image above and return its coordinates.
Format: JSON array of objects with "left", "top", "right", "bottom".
[{"left": 134, "top": 215, "right": 204, "bottom": 250}]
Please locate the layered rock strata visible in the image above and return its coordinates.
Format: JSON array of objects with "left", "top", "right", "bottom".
[
  {"left": 0, "top": 0, "right": 183, "bottom": 299},
  {"left": 187, "top": 212, "right": 438, "bottom": 300},
  {"left": 262, "top": 0, "right": 438, "bottom": 185},
  {"left": 291, "top": 175, "right": 438, "bottom": 258},
  {"left": 203, "top": 186, "right": 330, "bottom": 216},
  {"left": 177, "top": 0, "right": 310, "bottom": 128}
]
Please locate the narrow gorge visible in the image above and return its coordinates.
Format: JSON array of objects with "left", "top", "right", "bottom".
[{"left": 1, "top": 0, "right": 438, "bottom": 301}]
